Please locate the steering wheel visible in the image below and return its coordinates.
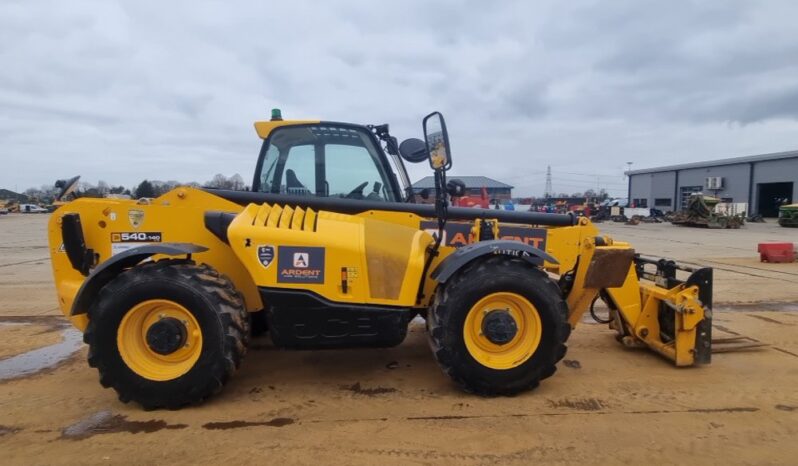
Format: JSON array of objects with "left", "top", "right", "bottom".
[{"left": 346, "top": 181, "right": 370, "bottom": 199}]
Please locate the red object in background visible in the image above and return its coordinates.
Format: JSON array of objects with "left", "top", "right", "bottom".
[
  {"left": 757, "top": 242, "right": 795, "bottom": 263},
  {"left": 453, "top": 186, "right": 489, "bottom": 208}
]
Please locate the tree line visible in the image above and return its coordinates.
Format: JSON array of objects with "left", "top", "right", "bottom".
[{"left": 17, "top": 173, "right": 248, "bottom": 204}]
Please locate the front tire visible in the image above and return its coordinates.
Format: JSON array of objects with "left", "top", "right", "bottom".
[
  {"left": 427, "top": 256, "right": 570, "bottom": 396},
  {"left": 84, "top": 260, "right": 249, "bottom": 409}
]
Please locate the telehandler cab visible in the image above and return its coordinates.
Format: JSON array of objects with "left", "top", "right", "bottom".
[{"left": 48, "top": 110, "right": 714, "bottom": 409}]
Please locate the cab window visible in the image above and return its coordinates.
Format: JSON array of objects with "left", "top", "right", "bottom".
[{"left": 256, "top": 125, "right": 398, "bottom": 201}]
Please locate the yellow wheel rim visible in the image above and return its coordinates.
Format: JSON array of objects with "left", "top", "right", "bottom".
[
  {"left": 463, "top": 292, "right": 542, "bottom": 370},
  {"left": 117, "top": 299, "right": 203, "bottom": 381}
]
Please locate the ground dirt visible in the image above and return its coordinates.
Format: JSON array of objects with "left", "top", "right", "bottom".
[{"left": 0, "top": 213, "right": 797, "bottom": 465}]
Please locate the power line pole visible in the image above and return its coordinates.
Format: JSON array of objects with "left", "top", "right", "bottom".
[{"left": 544, "top": 165, "right": 552, "bottom": 198}]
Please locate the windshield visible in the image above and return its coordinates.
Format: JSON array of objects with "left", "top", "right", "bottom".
[{"left": 254, "top": 124, "right": 400, "bottom": 202}]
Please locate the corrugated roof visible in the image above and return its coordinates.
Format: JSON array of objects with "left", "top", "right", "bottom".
[
  {"left": 412, "top": 176, "right": 514, "bottom": 189},
  {"left": 628, "top": 149, "right": 798, "bottom": 175}
]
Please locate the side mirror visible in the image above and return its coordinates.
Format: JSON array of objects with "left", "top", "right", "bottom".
[
  {"left": 399, "top": 138, "right": 428, "bottom": 163},
  {"left": 423, "top": 111, "right": 452, "bottom": 171}
]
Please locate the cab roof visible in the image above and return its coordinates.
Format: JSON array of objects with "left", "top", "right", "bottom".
[{"left": 253, "top": 120, "right": 321, "bottom": 139}]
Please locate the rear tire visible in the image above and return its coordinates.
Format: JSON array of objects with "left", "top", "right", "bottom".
[
  {"left": 84, "top": 260, "right": 249, "bottom": 409},
  {"left": 427, "top": 256, "right": 570, "bottom": 396}
]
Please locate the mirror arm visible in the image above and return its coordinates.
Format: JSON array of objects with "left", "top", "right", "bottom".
[
  {"left": 433, "top": 169, "right": 448, "bottom": 249},
  {"left": 416, "top": 168, "right": 448, "bottom": 304}
]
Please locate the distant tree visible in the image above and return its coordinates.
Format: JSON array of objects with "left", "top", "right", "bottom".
[
  {"left": 82, "top": 188, "right": 103, "bottom": 198},
  {"left": 23, "top": 187, "right": 41, "bottom": 202},
  {"left": 207, "top": 174, "right": 233, "bottom": 189},
  {"left": 163, "top": 180, "right": 182, "bottom": 193},
  {"left": 109, "top": 185, "right": 126, "bottom": 194},
  {"left": 78, "top": 181, "right": 95, "bottom": 192},
  {"left": 134, "top": 180, "right": 156, "bottom": 198},
  {"left": 229, "top": 174, "right": 245, "bottom": 191},
  {"left": 148, "top": 180, "right": 180, "bottom": 196},
  {"left": 97, "top": 180, "right": 110, "bottom": 196},
  {"left": 39, "top": 184, "right": 59, "bottom": 202}
]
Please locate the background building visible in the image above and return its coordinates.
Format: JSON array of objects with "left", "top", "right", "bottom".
[
  {"left": 412, "top": 176, "right": 513, "bottom": 203},
  {"left": 627, "top": 150, "right": 798, "bottom": 216}
]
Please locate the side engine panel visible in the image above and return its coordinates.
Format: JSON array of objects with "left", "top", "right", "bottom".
[{"left": 227, "top": 203, "right": 433, "bottom": 308}]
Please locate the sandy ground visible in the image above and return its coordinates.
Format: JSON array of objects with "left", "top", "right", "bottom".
[{"left": 1, "top": 213, "right": 797, "bottom": 465}]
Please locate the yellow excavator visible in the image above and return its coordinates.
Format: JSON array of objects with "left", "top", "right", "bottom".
[{"left": 48, "top": 110, "right": 713, "bottom": 409}]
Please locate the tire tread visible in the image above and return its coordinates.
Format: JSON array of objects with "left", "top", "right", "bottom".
[{"left": 85, "top": 259, "right": 249, "bottom": 409}]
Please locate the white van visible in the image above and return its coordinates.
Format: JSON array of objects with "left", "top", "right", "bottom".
[{"left": 19, "top": 204, "right": 48, "bottom": 213}]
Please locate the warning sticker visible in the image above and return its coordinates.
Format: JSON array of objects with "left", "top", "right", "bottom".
[{"left": 277, "top": 246, "right": 325, "bottom": 283}]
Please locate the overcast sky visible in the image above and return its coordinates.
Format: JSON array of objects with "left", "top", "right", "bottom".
[{"left": 2, "top": 0, "right": 797, "bottom": 197}]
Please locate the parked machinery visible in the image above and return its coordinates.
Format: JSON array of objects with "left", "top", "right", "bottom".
[
  {"left": 671, "top": 194, "right": 745, "bottom": 229},
  {"left": 48, "top": 111, "right": 715, "bottom": 409}
]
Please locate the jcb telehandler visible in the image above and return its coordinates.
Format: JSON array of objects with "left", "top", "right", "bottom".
[{"left": 48, "top": 110, "right": 713, "bottom": 409}]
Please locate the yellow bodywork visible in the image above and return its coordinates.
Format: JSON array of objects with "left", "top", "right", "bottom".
[
  {"left": 253, "top": 119, "right": 320, "bottom": 139},
  {"left": 48, "top": 189, "right": 707, "bottom": 367},
  {"left": 47, "top": 187, "right": 451, "bottom": 324},
  {"left": 227, "top": 203, "right": 433, "bottom": 307},
  {"left": 47, "top": 118, "right": 709, "bottom": 368}
]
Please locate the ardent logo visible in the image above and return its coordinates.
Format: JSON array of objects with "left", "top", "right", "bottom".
[
  {"left": 277, "top": 246, "right": 325, "bottom": 284},
  {"left": 293, "top": 252, "right": 309, "bottom": 268}
]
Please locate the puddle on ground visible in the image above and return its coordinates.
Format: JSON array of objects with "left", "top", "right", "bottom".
[
  {"left": 340, "top": 381, "right": 397, "bottom": 396},
  {"left": 547, "top": 398, "right": 606, "bottom": 411},
  {"left": 563, "top": 359, "right": 582, "bottom": 369},
  {"left": 0, "top": 424, "right": 21, "bottom": 437},
  {"left": 0, "top": 325, "right": 83, "bottom": 381},
  {"left": 202, "top": 417, "right": 295, "bottom": 430},
  {"left": 61, "top": 411, "right": 187, "bottom": 440}
]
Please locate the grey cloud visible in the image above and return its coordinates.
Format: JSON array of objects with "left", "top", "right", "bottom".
[{"left": 1, "top": 0, "right": 797, "bottom": 196}]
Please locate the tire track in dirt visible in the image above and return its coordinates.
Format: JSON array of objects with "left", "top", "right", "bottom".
[
  {"left": 204, "top": 405, "right": 765, "bottom": 429},
  {"left": 747, "top": 314, "right": 794, "bottom": 325},
  {"left": 699, "top": 258, "right": 798, "bottom": 277},
  {"left": 773, "top": 347, "right": 798, "bottom": 358},
  {"left": 0, "top": 258, "right": 50, "bottom": 268},
  {"left": 682, "top": 262, "right": 798, "bottom": 283}
]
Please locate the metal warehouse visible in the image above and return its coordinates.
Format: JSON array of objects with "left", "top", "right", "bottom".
[
  {"left": 412, "top": 176, "right": 513, "bottom": 202},
  {"left": 627, "top": 149, "right": 798, "bottom": 217}
]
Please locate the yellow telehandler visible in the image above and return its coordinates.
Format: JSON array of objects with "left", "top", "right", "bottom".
[{"left": 48, "top": 110, "right": 712, "bottom": 409}]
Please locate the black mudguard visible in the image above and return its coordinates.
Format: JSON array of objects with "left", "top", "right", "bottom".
[
  {"left": 431, "top": 240, "right": 558, "bottom": 283},
  {"left": 69, "top": 243, "right": 208, "bottom": 315}
]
